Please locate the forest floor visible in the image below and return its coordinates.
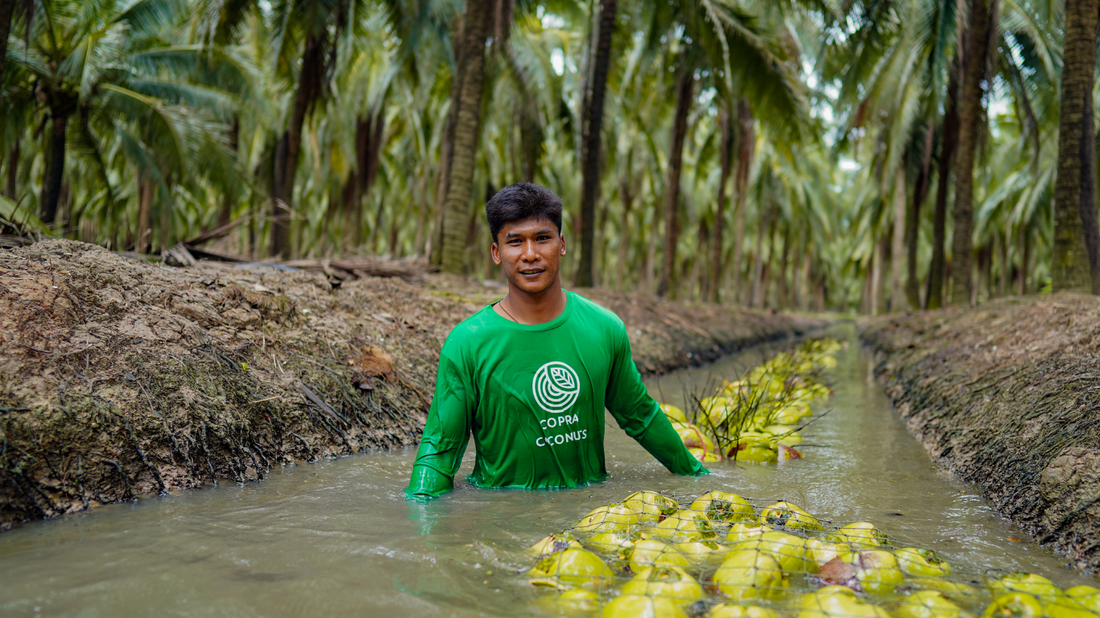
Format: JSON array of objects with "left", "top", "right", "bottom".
[
  {"left": 862, "top": 294, "right": 1100, "bottom": 572},
  {"left": 0, "top": 239, "right": 825, "bottom": 531}
]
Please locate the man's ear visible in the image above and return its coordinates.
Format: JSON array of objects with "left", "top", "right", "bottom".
[
  {"left": 491, "top": 242, "right": 502, "bottom": 265},
  {"left": 559, "top": 234, "right": 566, "bottom": 255}
]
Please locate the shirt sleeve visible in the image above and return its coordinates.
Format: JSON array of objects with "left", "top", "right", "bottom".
[
  {"left": 604, "top": 325, "right": 709, "bottom": 477},
  {"left": 405, "top": 353, "right": 474, "bottom": 500}
]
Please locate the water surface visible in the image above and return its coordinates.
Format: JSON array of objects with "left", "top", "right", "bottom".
[{"left": 0, "top": 324, "right": 1092, "bottom": 617}]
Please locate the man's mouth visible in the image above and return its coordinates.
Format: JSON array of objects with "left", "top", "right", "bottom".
[{"left": 519, "top": 269, "right": 544, "bottom": 276}]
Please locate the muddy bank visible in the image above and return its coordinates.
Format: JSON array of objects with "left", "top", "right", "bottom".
[
  {"left": 0, "top": 240, "right": 824, "bottom": 531},
  {"left": 861, "top": 294, "right": 1100, "bottom": 572}
]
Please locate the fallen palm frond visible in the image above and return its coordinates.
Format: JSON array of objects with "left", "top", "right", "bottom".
[{"left": 659, "top": 338, "right": 843, "bottom": 464}]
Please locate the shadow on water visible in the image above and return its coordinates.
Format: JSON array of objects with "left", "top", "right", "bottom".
[{"left": 0, "top": 323, "right": 1093, "bottom": 616}]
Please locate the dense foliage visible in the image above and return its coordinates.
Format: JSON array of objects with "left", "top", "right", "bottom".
[{"left": 0, "top": 0, "right": 1089, "bottom": 312}]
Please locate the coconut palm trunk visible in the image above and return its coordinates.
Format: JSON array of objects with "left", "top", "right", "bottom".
[
  {"left": 1018, "top": 225, "right": 1030, "bottom": 294},
  {"left": 219, "top": 117, "right": 239, "bottom": 226},
  {"left": 40, "top": 108, "right": 71, "bottom": 225},
  {"left": 890, "top": 167, "right": 906, "bottom": 311},
  {"left": 709, "top": 107, "right": 732, "bottom": 303},
  {"left": 271, "top": 33, "right": 325, "bottom": 258},
  {"left": 905, "top": 121, "right": 934, "bottom": 309},
  {"left": 4, "top": 140, "right": 18, "bottom": 199},
  {"left": 949, "top": 0, "right": 993, "bottom": 306},
  {"left": 616, "top": 176, "right": 633, "bottom": 288},
  {"left": 926, "top": 77, "right": 958, "bottom": 309},
  {"left": 137, "top": 175, "right": 154, "bottom": 253},
  {"left": 656, "top": 63, "right": 695, "bottom": 298},
  {"left": 731, "top": 98, "right": 754, "bottom": 304},
  {"left": 872, "top": 235, "right": 887, "bottom": 315},
  {"left": 439, "top": 0, "right": 491, "bottom": 274},
  {"left": 575, "top": 0, "right": 616, "bottom": 288},
  {"left": 345, "top": 107, "right": 385, "bottom": 247},
  {"left": 0, "top": 0, "right": 16, "bottom": 85},
  {"left": 1053, "top": 0, "right": 1100, "bottom": 293},
  {"left": 430, "top": 23, "right": 465, "bottom": 267}
]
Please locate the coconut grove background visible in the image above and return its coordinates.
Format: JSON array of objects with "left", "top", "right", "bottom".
[{"left": 1, "top": 0, "right": 1098, "bottom": 312}]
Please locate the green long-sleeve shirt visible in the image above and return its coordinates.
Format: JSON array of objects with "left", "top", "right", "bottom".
[{"left": 405, "top": 291, "right": 707, "bottom": 500}]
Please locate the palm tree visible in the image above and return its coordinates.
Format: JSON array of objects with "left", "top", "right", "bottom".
[
  {"left": 949, "top": 0, "right": 994, "bottom": 306},
  {"left": 438, "top": 0, "right": 493, "bottom": 274},
  {"left": 574, "top": 0, "right": 616, "bottom": 287},
  {"left": 1052, "top": 0, "right": 1100, "bottom": 293},
  {"left": 8, "top": 0, "right": 237, "bottom": 232},
  {"left": 195, "top": 0, "right": 375, "bottom": 258},
  {"left": 707, "top": 105, "right": 732, "bottom": 302},
  {"left": 649, "top": 0, "right": 805, "bottom": 298}
]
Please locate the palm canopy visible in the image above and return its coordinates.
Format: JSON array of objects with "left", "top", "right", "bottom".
[{"left": 0, "top": 0, "right": 1076, "bottom": 310}]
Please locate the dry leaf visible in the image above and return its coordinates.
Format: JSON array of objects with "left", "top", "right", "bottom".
[{"left": 354, "top": 346, "right": 395, "bottom": 382}]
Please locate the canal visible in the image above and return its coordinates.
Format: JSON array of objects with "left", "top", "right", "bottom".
[{"left": 0, "top": 325, "right": 1091, "bottom": 617}]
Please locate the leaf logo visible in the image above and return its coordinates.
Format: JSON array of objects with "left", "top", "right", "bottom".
[{"left": 532, "top": 361, "right": 581, "bottom": 413}]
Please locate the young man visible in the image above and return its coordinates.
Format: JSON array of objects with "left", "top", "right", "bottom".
[{"left": 405, "top": 183, "right": 707, "bottom": 500}]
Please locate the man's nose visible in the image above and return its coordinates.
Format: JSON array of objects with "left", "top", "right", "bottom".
[{"left": 521, "top": 240, "right": 539, "bottom": 260}]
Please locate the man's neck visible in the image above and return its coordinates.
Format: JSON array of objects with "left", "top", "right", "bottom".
[{"left": 496, "top": 283, "right": 567, "bottom": 325}]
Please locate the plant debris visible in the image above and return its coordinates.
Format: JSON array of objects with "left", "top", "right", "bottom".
[{"left": 862, "top": 294, "right": 1100, "bottom": 572}]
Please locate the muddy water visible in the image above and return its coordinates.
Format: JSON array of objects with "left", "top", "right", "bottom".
[{"left": 0, "top": 325, "right": 1094, "bottom": 617}]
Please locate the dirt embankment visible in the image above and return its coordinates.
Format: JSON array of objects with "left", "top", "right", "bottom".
[
  {"left": 0, "top": 240, "right": 824, "bottom": 531},
  {"left": 861, "top": 294, "right": 1100, "bottom": 572}
]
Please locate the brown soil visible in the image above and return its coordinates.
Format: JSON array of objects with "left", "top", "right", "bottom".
[
  {"left": 861, "top": 294, "right": 1100, "bottom": 572},
  {"left": 0, "top": 240, "right": 824, "bottom": 531}
]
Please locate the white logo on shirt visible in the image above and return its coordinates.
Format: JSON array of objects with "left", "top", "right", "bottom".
[{"left": 532, "top": 361, "right": 580, "bottom": 413}]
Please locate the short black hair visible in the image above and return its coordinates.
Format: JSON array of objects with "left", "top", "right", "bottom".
[{"left": 485, "top": 183, "right": 563, "bottom": 243}]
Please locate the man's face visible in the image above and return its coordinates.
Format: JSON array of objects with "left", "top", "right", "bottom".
[{"left": 491, "top": 216, "right": 565, "bottom": 296}]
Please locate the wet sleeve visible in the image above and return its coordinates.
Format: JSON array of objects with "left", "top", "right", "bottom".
[
  {"left": 604, "top": 326, "right": 709, "bottom": 477},
  {"left": 405, "top": 354, "right": 474, "bottom": 500}
]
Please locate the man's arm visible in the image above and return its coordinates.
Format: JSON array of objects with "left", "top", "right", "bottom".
[
  {"left": 405, "top": 355, "right": 474, "bottom": 500},
  {"left": 605, "top": 326, "right": 709, "bottom": 476}
]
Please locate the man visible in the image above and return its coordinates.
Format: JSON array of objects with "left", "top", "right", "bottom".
[{"left": 405, "top": 183, "right": 707, "bottom": 500}]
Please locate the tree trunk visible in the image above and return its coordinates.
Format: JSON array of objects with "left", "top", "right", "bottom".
[
  {"left": 871, "top": 235, "right": 887, "bottom": 315},
  {"left": 575, "top": 0, "right": 616, "bottom": 287},
  {"left": 800, "top": 251, "right": 811, "bottom": 311},
  {"left": 694, "top": 218, "right": 709, "bottom": 299},
  {"left": 0, "top": 0, "right": 17, "bottom": 86},
  {"left": 431, "top": 21, "right": 466, "bottom": 267},
  {"left": 950, "top": 0, "right": 992, "bottom": 306},
  {"left": 1018, "top": 225, "right": 1030, "bottom": 295},
  {"left": 617, "top": 176, "right": 633, "bottom": 289},
  {"left": 927, "top": 64, "right": 961, "bottom": 309},
  {"left": 439, "top": 0, "right": 491, "bottom": 274},
  {"left": 345, "top": 106, "right": 386, "bottom": 248},
  {"left": 778, "top": 223, "right": 790, "bottom": 308},
  {"left": 40, "top": 109, "right": 70, "bottom": 225},
  {"left": 415, "top": 173, "right": 429, "bottom": 255},
  {"left": 158, "top": 183, "right": 171, "bottom": 252},
  {"left": 861, "top": 254, "right": 874, "bottom": 314},
  {"left": 271, "top": 33, "right": 325, "bottom": 258},
  {"left": 710, "top": 107, "right": 732, "bottom": 303},
  {"left": 906, "top": 121, "right": 934, "bottom": 309},
  {"left": 749, "top": 206, "right": 768, "bottom": 308},
  {"left": 998, "top": 235, "right": 1009, "bottom": 297},
  {"left": 1053, "top": 0, "right": 1100, "bottom": 293},
  {"left": 891, "top": 166, "right": 907, "bottom": 311},
  {"left": 137, "top": 175, "right": 153, "bottom": 254},
  {"left": 219, "top": 117, "right": 239, "bottom": 226},
  {"left": 343, "top": 169, "right": 360, "bottom": 247},
  {"left": 656, "top": 64, "right": 695, "bottom": 298},
  {"left": 731, "top": 99, "right": 754, "bottom": 304},
  {"left": 4, "top": 139, "right": 18, "bottom": 199}
]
